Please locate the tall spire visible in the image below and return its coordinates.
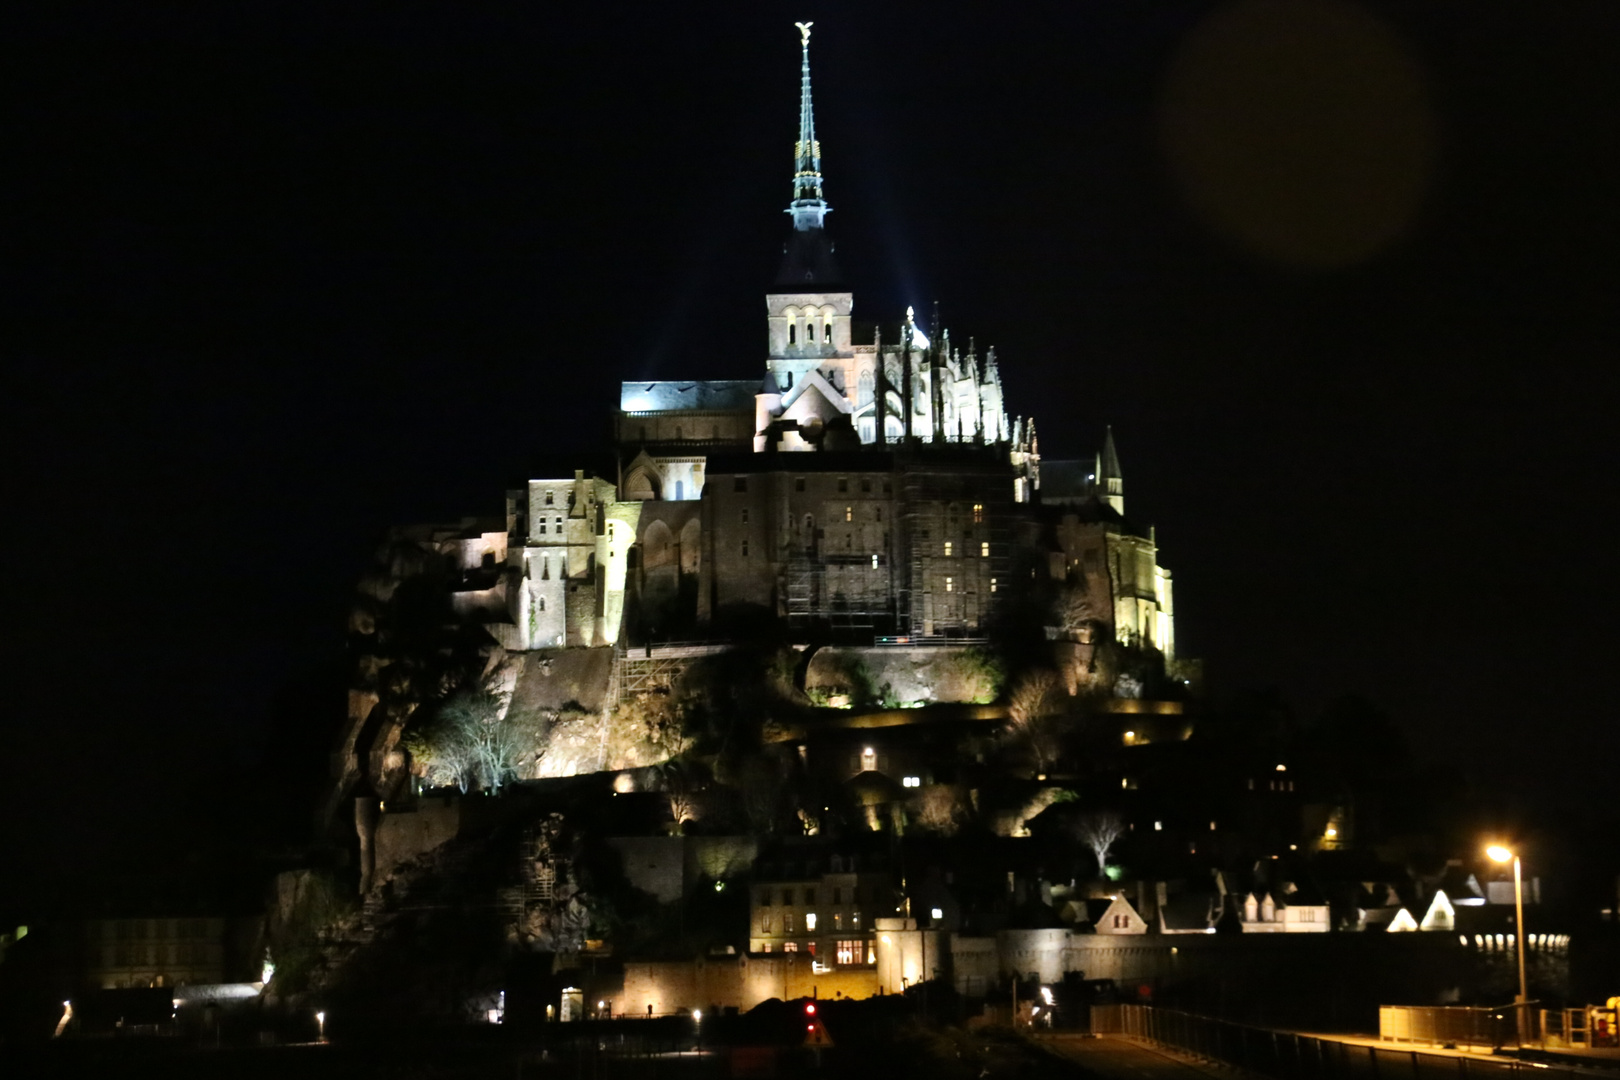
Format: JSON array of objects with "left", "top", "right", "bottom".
[
  {"left": 774, "top": 22, "right": 841, "bottom": 289},
  {"left": 789, "top": 22, "right": 828, "bottom": 232}
]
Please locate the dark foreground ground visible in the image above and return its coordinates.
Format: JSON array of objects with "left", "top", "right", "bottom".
[{"left": 0, "top": 1022, "right": 1123, "bottom": 1080}]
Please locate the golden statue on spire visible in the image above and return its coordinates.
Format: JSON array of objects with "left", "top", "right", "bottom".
[{"left": 796, "top": 21, "right": 813, "bottom": 46}]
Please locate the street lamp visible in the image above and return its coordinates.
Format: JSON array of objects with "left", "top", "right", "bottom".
[
  {"left": 315, "top": 1009, "right": 326, "bottom": 1042},
  {"left": 1486, "top": 845, "right": 1530, "bottom": 1047}
]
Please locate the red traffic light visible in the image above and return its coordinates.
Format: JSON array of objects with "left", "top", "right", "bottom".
[{"left": 804, "top": 1002, "right": 816, "bottom": 1015}]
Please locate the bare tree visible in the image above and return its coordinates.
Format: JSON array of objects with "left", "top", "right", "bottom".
[
  {"left": 1073, "top": 811, "right": 1127, "bottom": 874},
  {"left": 1004, "top": 669, "right": 1067, "bottom": 772},
  {"left": 414, "top": 689, "right": 539, "bottom": 793},
  {"left": 914, "top": 784, "right": 967, "bottom": 837},
  {"left": 653, "top": 758, "right": 703, "bottom": 830},
  {"left": 1057, "top": 585, "right": 1100, "bottom": 638}
]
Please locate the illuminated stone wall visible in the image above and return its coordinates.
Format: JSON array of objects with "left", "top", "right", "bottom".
[{"left": 618, "top": 952, "right": 880, "bottom": 1015}]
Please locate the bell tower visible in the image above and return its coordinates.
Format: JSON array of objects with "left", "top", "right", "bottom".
[{"left": 766, "top": 21, "right": 854, "bottom": 398}]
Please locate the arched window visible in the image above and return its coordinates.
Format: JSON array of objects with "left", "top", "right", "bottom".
[
  {"left": 538, "top": 596, "right": 546, "bottom": 612},
  {"left": 824, "top": 322, "right": 832, "bottom": 343},
  {"left": 858, "top": 370, "right": 874, "bottom": 406},
  {"left": 788, "top": 323, "right": 796, "bottom": 345},
  {"left": 804, "top": 514, "right": 814, "bottom": 532}
]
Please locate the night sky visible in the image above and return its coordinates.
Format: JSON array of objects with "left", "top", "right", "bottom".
[{"left": 6, "top": 2, "right": 1616, "bottom": 902}]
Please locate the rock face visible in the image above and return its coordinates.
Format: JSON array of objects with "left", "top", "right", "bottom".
[
  {"left": 327, "top": 528, "right": 681, "bottom": 837},
  {"left": 804, "top": 645, "right": 1002, "bottom": 707}
]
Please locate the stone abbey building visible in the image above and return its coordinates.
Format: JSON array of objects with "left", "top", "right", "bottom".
[{"left": 496, "top": 25, "right": 1176, "bottom": 659}]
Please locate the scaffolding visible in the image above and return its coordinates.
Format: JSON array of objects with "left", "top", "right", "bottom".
[{"left": 616, "top": 643, "right": 731, "bottom": 701}]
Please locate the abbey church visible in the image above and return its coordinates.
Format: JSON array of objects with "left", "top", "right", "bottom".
[{"left": 494, "top": 25, "right": 1177, "bottom": 671}]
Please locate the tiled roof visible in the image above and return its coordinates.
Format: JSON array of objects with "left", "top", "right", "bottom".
[{"left": 620, "top": 381, "right": 761, "bottom": 413}]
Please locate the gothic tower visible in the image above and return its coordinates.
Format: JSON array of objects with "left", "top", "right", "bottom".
[{"left": 764, "top": 23, "right": 856, "bottom": 411}]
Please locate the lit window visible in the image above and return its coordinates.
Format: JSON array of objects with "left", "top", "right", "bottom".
[
  {"left": 784, "top": 913, "right": 794, "bottom": 933},
  {"left": 990, "top": 577, "right": 997, "bottom": 593},
  {"left": 945, "top": 576, "right": 954, "bottom": 592},
  {"left": 902, "top": 776, "right": 920, "bottom": 788},
  {"left": 981, "top": 541, "right": 990, "bottom": 557},
  {"left": 845, "top": 506, "right": 852, "bottom": 522},
  {"left": 836, "top": 940, "right": 856, "bottom": 964},
  {"left": 871, "top": 554, "right": 879, "bottom": 568},
  {"left": 1154, "top": 821, "right": 1163, "bottom": 831},
  {"left": 930, "top": 907, "right": 944, "bottom": 920},
  {"left": 760, "top": 943, "right": 772, "bottom": 952},
  {"left": 852, "top": 912, "right": 860, "bottom": 929},
  {"left": 805, "top": 913, "right": 817, "bottom": 931},
  {"left": 833, "top": 913, "right": 842, "bottom": 930},
  {"left": 943, "top": 541, "right": 953, "bottom": 556},
  {"left": 972, "top": 504, "right": 983, "bottom": 523},
  {"left": 783, "top": 941, "right": 797, "bottom": 952}
]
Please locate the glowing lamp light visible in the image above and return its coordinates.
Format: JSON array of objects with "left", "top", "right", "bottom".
[
  {"left": 1275, "top": 764, "right": 1287, "bottom": 772},
  {"left": 805, "top": 1002, "right": 816, "bottom": 1015},
  {"left": 692, "top": 1009, "right": 702, "bottom": 1022},
  {"left": 931, "top": 907, "right": 944, "bottom": 920},
  {"left": 1486, "top": 845, "right": 1513, "bottom": 863}
]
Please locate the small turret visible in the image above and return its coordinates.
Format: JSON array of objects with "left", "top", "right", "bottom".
[{"left": 1098, "top": 425, "right": 1124, "bottom": 515}]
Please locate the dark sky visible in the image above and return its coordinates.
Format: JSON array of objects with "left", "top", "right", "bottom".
[{"left": 5, "top": 2, "right": 1616, "bottom": 899}]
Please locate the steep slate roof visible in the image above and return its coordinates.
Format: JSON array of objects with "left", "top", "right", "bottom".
[
  {"left": 1037, "top": 460, "right": 1095, "bottom": 502},
  {"left": 1160, "top": 893, "right": 1222, "bottom": 932},
  {"left": 620, "top": 381, "right": 761, "bottom": 413}
]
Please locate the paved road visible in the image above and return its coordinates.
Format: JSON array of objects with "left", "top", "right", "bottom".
[{"left": 1038, "top": 1035, "right": 1228, "bottom": 1080}]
